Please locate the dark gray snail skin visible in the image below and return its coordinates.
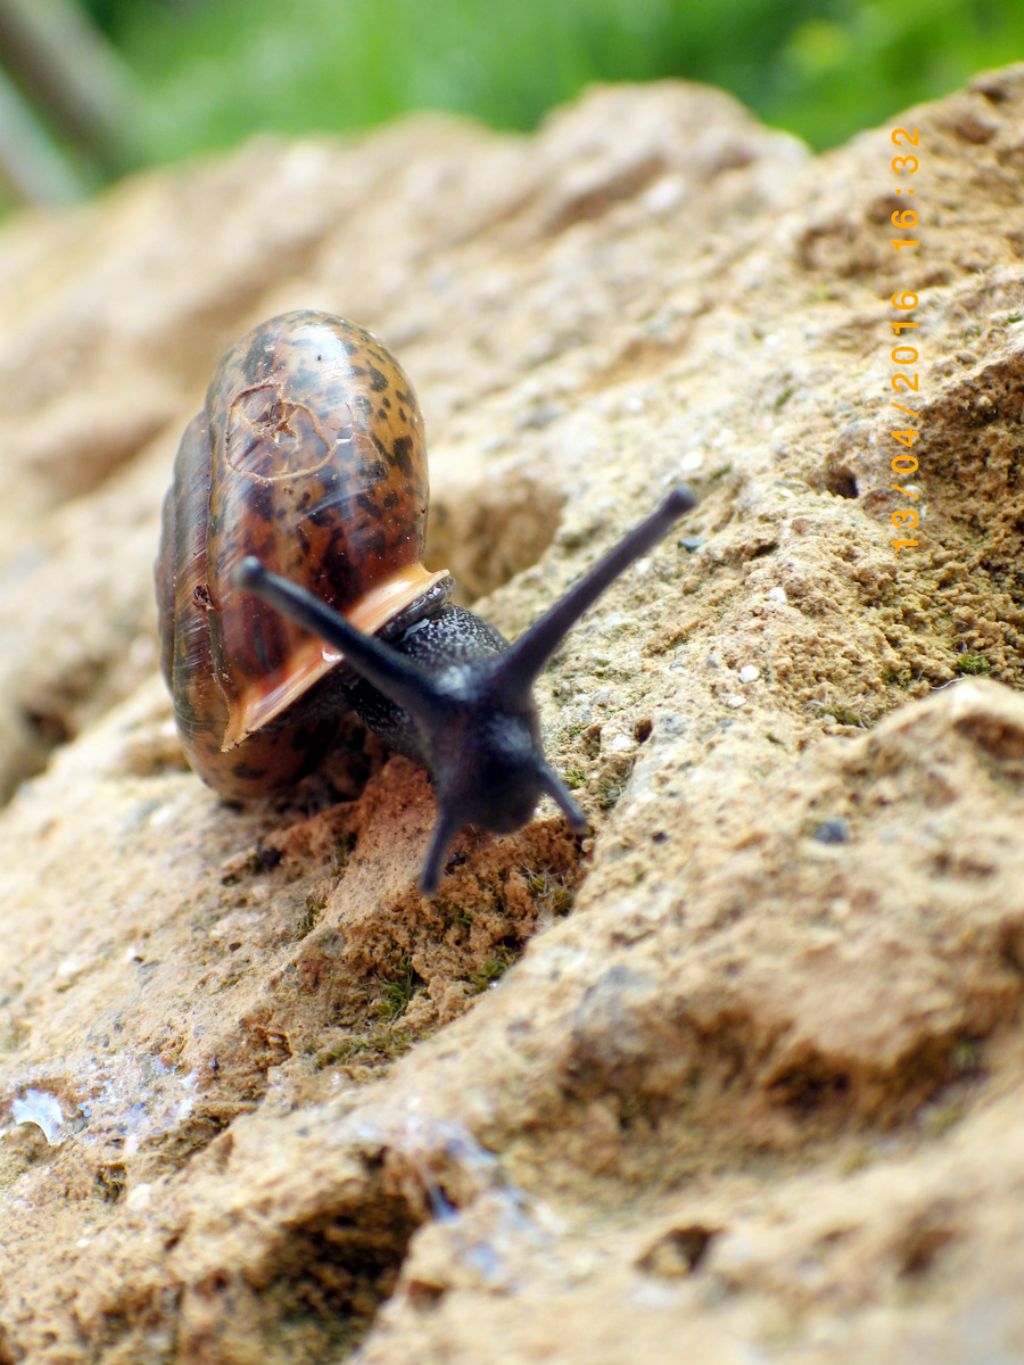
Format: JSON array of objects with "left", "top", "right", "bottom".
[
  {"left": 157, "top": 307, "right": 697, "bottom": 894},
  {"left": 234, "top": 483, "right": 697, "bottom": 894}
]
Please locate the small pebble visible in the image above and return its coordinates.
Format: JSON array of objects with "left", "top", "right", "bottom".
[{"left": 813, "top": 819, "right": 849, "bottom": 845}]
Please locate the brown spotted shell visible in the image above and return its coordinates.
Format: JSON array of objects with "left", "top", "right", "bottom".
[{"left": 155, "top": 310, "right": 448, "bottom": 799}]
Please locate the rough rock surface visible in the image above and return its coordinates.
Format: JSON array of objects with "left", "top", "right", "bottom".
[{"left": 2, "top": 71, "right": 1024, "bottom": 1362}]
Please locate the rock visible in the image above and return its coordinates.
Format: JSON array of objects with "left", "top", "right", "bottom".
[{"left": 1, "top": 71, "right": 1024, "bottom": 1362}]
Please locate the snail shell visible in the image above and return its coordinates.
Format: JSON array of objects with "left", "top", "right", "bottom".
[{"left": 155, "top": 310, "right": 448, "bottom": 799}]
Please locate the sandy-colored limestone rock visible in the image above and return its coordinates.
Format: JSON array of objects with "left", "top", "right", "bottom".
[{"left": 1, "top": 71, "right": 1023, "bottom": 1362}]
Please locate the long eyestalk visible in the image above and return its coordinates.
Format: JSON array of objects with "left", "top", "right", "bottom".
[
  {"left": 232, "top": 557, "right": 448, "bottom": 728},
  {"left": 492, "top": 486, "right": 697, "bottom": 694}
]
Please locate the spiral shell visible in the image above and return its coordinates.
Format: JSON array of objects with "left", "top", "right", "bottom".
[{"left": 156, "top": 310, "right": 448, "bottom": 798}]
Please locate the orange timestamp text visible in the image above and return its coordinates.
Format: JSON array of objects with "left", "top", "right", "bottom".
[{"left": 887, "top": 126, "right": 922, "bottom": 553}]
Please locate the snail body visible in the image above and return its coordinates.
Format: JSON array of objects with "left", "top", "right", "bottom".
[{"left": 156, "top": 310, "right": 695, "bottom": 892}]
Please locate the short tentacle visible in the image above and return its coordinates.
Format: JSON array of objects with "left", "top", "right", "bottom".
[
  {"left": 419, "top": 805, "right": 466, "bottom": 895},
  {"left": 537, "top": 764, "right": 588, "bottom": 831}
]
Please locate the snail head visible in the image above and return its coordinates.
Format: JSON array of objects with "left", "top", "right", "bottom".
[{"left": 233, "top": 485, "right": 696, "bottom": 893}]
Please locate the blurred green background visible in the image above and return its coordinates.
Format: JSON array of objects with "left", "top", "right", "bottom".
[{"left": 2, "top": 0, "right": 1022, "bottom": 208}]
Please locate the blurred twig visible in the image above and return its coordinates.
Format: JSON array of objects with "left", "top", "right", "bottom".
[
  {"left": 0, "top": 61, "right": 84, "bottom": 202},
  {"left": 0, "top": 0, "right": 143, "bottom": 204}
]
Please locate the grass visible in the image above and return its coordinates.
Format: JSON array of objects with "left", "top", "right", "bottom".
[
  {"left": 376, "top": 955, "right": 421, "bottom": 1021},
  {"left": 84, "top": 0, "right": 1024, "bottom": 170},
  {"left": 956, "top": 651, "right": 992, "bottom": 676},
  {"left": 819, "top": 703, "right": 866, "bottom": 727},
  {"left": 467, "top": 946, "right": 517, "bottom": 993}
]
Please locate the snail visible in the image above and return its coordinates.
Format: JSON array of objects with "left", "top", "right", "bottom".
[{"left": 156, "top": 310, "right": 696, "bottom": 893}]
